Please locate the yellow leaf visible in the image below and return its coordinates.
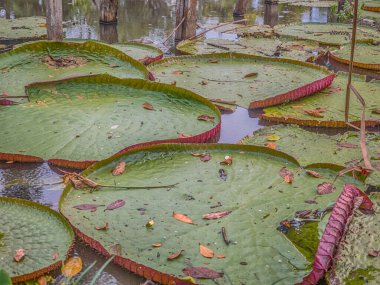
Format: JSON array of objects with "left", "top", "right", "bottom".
[
  {"left": 199, "top": 244, "right": 214, "bottom": 258},
  {"left": 62, "top": 256, "right": 83, "bottom": 278},
  {"left": 266, "top": 135, "right": 280, "bottom": 141}
]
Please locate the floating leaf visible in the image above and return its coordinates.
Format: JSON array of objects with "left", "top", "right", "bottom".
[
  {"left": 202, "top": 211, "right": 231, "bottom": 220},
  {"left": 317, "top": 182, "right": 335, "bottom": 195},
  {"left": 279, "top": 167, "right": 294, "bottom": 183},
  {"left": 14, "top": 249, "right": 26, "bottom": 262},
  {"left": 264, "top": 142, "right": 276, "bottom": 149},
  {"left": 305, "top": 170, "right": 322, "bottom": 178},
  {"left": 104, "top": 199, "right": 125, "bottom": 211},
  {"left": 167, "top": 250, "right": 183, "bottom": 260},
  {"left": 112, "top": 161, "right": 126, "bottom": 176},
  {"left": 182, "top": 267, "right": 223, "bottom": 279},
  {"left": 95, "top": 222, "right": 109, "bottom": 231},
  {"left": 197, "top": 114, "right": 215, "bottom": 122},
  {"left": 142, "top": 102, "right": 155, "bottom": 110},
  {"left": 266, "top": 135, "right": 280, "bottom": 141},
  {"left": 199, "top": 244, "right": 214, "bottom": 258},
  {"left": 172, "top": 212, "right": 193, "bottom": 224},
  {"left": 73, "top": 204, "right": 102, "bottom": 212},
  {"left": 62, "top": 257, "right": 83, "bottom": 278},
  {"left": 220, "top": 155, "right": 233, "bottom": 165}
]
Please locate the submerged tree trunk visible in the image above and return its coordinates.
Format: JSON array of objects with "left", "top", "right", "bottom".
[
  {"left": 99, "top": 0, "right": 118, "bottom": 23},
  {"left": 264, "top": 0, "right": 279, "bottom": 27},
  {"left": 46, "top": 0, "right": 63, "bottom": 41},
  {"left": 99, "top": 23, "right": 118, "bottom": 43},
  {"left": 233, "top": 0, "right": 249, "bottom": 19},
  {"left": 175, "top": 0, "right": 197, "bottom": 42}
]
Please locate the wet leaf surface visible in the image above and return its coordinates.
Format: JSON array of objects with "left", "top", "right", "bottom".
[{"left": 182, "top": 267, "right": 223, "bottom": 279}]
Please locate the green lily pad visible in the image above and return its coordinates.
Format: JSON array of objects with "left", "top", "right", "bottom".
[
  {"left": 60, "top": 143, "right": 364, "bottom": 285},
  {"left": 0, "top": 74, "right": 220, "bottom": 167},
  {"left": 330, "top": 42, "right": 380, "bottom": 71},
  {"left": 279, "top": 0, "right": 336, "bottom": 7},
  {"left": 0, "top": 16, "right": 47, "bottom": 43},
  {"left": 0, "top": 197, "right": 74, "bottom": 283},
  {"left": 362, "top": 0, "right": 380, "bottom": 12},
  {"left": 148, "top": 53, "right": 333, "bottom": 109},
  {"left": 327, "top": 196, "right": 380, "bottom": 284},
  {"left": 111, "top": 42, "right": 164, "bottom": 63},
  {"left": 176, "top": 37, "right": 325, "bottom": 62},
  {"left": 0, "top": 41, "right": 148, "bottom": 100},
  {"left": 262, "top": 73, "right": 380, "bottom": 127},
  {"left": 275, "top": 23, "right": 380, "bottom": 46}
]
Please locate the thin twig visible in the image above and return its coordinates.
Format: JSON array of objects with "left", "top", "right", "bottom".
[
  {"left": 221, "top": 227, "right": 230, "bottom": 245},
  {"left": 163, "top": 14, "right": 187, "bottom": 45},
  {"left": 187, "top": 19, "right": 247, "bottom": 41}
]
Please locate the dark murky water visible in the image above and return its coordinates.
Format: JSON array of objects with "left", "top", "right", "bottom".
[{"left": 0, "top": 0, "right": 344, "bottom": 284}]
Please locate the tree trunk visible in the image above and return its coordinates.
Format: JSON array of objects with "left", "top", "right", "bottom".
[
  {"left": 233, "top": 0, "right": 248, "bottom": 18},
  {"left": 99, "top": 0, "right": 118, "bottom": 23},
  {"left": 175, "top": 0, "right": 197, "bottom": 42},
  {"left": 264, "top": 0, "right": 279, "bottom": 27},
  {"left": 46, "top": 0, "right": 63, "bottom": 41},
  {"left": 99, "top": 23, "right": 118, "bottom": 43}
]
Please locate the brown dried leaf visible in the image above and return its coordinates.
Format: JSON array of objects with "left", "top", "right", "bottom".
[
  {"left": 95, "top": 222, "right": 109, "bottom": 231},
  {"left": 199, "top": 244, "right": 214, "bottom": 258},
  {"left": 279, "top": 167, "right": 294, "bottom": 183},
  {"left": 192, "top": 153, "right": 212, "bottom": 162},
  {"left": 202, "top": 211, "right": 231, "bottom": 220},
  {"left": 104, "top": 199, "right": 125, "bottom": 211},
  {"left": 14, "top": 248, "right": 26, "bottom": 262},
  {"left": 62, "top": 257, "right": 83, "bottom": 278},
  {"left": 337, "top": 142, "right": 358, "bottom": 149},
  {"left": 368, "top": 250, "right": 379, "bottom": 257},
  {"left": 172, "top": 70, "right": 184, "bottom": 74},
  {"left": 220, "top": 155, "right": 233, "bottom": 165},
  {"left": 197, "top": 114, "right": 215, "bottom": 123},
  {"left": 264, "top": 142, "right": 276, "bottom": 149},
  {"left": 243, "top": 72, "right": 258, "bottom": 78},
  {"left": 317, "top": 182, "right": 336, "bottom": 195},
  {"left": 143, "top": 102, "right": 155, "bottom": 110},
  {"left": 182, "top": 267, "right": 223, "bottom": 279},
  {"left": 108, "top": 63, "right": 120, "bottom": 68},
  {"left": 172, "top": 211, "right": 193, "bottom": 224},
  {"left": 208, "top": 59, "right": 219, "bottom": 63},
  {"left": 304, "top": 108, "right": 325, "bottom": 118},
  {"left": 167, "top": 250, "right": 183, "bottom": 260},
  {"left": 305, "top": 170, "right": 322, "bottom": 178},
  {"left": 112, "top": 161, "right": 126, "bottom": 176}
]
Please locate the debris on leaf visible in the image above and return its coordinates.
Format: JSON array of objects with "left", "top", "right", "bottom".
[
  {"left": 317, "top": 182, "right": 336, "bottom": 195},
  {"left": 220, "top": 155, "right": 232, "bottom": 165},
  {"left": 146, "top": 220, "right": 155, "bottom": 228},
  {"left": 172, "top": 70, "right": 184, "bottom": 74},
  {"left": 191, "top": 153, "right": 211, "bottom": 162},
  {"left": 200, "top": 80, "right": 208, "bottom": 85},
  {"left": 14, "top": 248, "right": 26, "bottom": 262},
  {"left": 109, "top": 244, "right": 122, "bottom": 256},
  {"left": 73, "top": 204, "right": 103, "bottom": 212},
  {"left": 304, "top": 108, "right": 325, "bottom": 118},
  {"left": 177, "top": 133, "right": 191, "bottom": 138},
  {"left": 221, "top": 227, "right": 230, "bottom": 245},
  {"left": 197, "top": 114, "right": 215, "bottom": 123},
  {"left": 266, "top": 135, "right": 280, "bottom": 141},
  {"left": 62, "top": 256, "right": 83, "bottom": 278},
  {"left": 368, "top": 250, "right": 379, "bottom": 257},
  {"left": 42, "top": 55, "right": 87, "bottom": 68},
  {"left": 208, "top": 59, "right": 219, "bottom": 63},
  {"left": 180, "top": 276, "right": 198, "bottom": 284},
  {"left": 264, "top": 142, "right": 276, "bottom": 149},
  {"left": 0, "top": 99, "right": 19, "bottom": 105},
  {"left": 243, "top": 72, "right": 258, "bottom": 78},
  {"left": 219, "top": 169, "right": 227, "bottom": 181},
  {"left": 108, "top": 63, "right": 120, "bottom": 68},
  {"left": 172, "top": 212, "right": 193, "bottom": 224},
  {"left": 304, "top": 200, "right": 318, "bottom": 204},
  {"left": 216, "top": 254, "right": 226, "bottom": 259},
  {"left": 372, "top": 108, "right": 380, "bottom": 114},
  {"left": 143, "top": 102, "right": 155, "bottom": 110},
  {"left": 51, "top": 251, "right": 59, "bottom": 260},
  {"left": 104, "top": 199, "right": 125, "bottom": 211},
  {"left": 305, "top": 170, "right": 322, "bottom": 178},
  {"left": 112, "top": 161, "right": 126, "bottom": 176},
  {"left": 202, "top": 211, "right": 231, "bottom": 220},
  {"left": 279, "top": 167, "right": 294, "bottom": 183},
  {"left": 95, "top": 222, "right": 109, "bottom": 231},
  {"left": 182, "top": 267, "right": 223, "bottom": 279},
  {"left": 152, "top": 243, "right": 162, "bottom": 247},
  {"left": 199, "top": 244, "right": 214, "bottom": 258},
  {"left": 337, "top": 142, "right": 358, "bottom": 149},
  {"left": 167, "top": 250, "right": 183, "bottom": 260}
]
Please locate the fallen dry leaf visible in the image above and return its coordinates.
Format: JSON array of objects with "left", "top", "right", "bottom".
[
  {"left": 368, "top": 250, "right": 379, "bottom": 257},
  {"left": 202, "top": 211, "right": 231, "bottom": 220},
  {"left": 108, "top": 63, "right": 120, "bottom": 68},
  {"left": 199, "top": 244, "right": 214, "bottom": 258},
  {"left": 200, "top": 80, "right": 208, "bottom": 85},
  {"left": 73, "top": 204, "right": 103, "bottom": 212},
  {"left": 266, "top": 135, "right": 280, "bottom": 141},
  {"left": 51, "top": 251, "right": 59, "bottom": 260},
  {"left": 112, "top": 161, "right": 126, "bottom": 176},
  {"left": 216, "top": 254, "right": 226, "bottom": 259},
  {"left": 243, "top": 72, "right": 258, "bottom": 78},
  {"left": 172, "top": 70, "right": 184, "bottom": 74},
  {"left": 197, "top": 114, "right": 215, "bottom": 123},
  {"left": 337, "top": 142, "right": 358, "bottom": 149},
  {"left": 177, "top": 133, "right": 191, "bottom": 138},
  {"left": 279, "top": 167, "right": 294, "bottom": 183},
  {"left": 208, "top": 59, "right": 219, "bottom": 63},
  {"left": 304, "top": 108, "right": 325, "bottom": 118},
  {"left": 317, "top": 182, "right": 336, "bottom": 195},
  {"left": 182, "top": 267, "right": 223, "bottom": 279},
  {"left": 109, "top": 244, "right": 122, "bottom": 256},
  {"left": 291, "top": 105, "right": 303, "bottom": 109},
  {"left": 14, "top": 248, "right": 26, "bottom": 262},
  {"left": 220, "top": 155, "right": 233, "bottom": 165},
  {"left": 37, "top": 276, "right": 47, "bottom": 285},
  {"left": 173, "top": 212, "right": 193, "bottom": 224},
  {"left": 264, "top": 142, "right": 276, "bottom": 149},
  {"left": 305, "top": 170, "right": 322, "bottom": 178},
  {"left": 62, "top": 256, "right": 83, "bottom": 278},
  {"left": 95, "top": 222, "right": 109, "bottom": 231},
  {"left": 192, "top": 153, "right": 212, "bottom": 162},
  {"left": 304, "top": 199, "right": 318, "bottom": 204},
  {"left": 152, "top": 243, "right": 162, "bottom": 247},
  {"left": 142, "top": 102, "right": 154, "bottom": 110},
  {"left": 167, "top": 250, "right": 184, "bottom": 260},
  {"left": 104, "top": 199, "right": 125, "bottom": 211}
]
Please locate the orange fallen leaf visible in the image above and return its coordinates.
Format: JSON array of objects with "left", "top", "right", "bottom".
[
  {"left": 112, "top": 161, "right": 126, "bottom": 176},
  {"left": 36, "top": 100, "right": 48, "bottom": 107},
  {"left": 264, "top": 142, "right": 276, "bottom": 149},
  {"left": 172, "top": 70, "right": 184, "bottom": 74},
  {"left": 143, "top": 102, "right": 154, "bottom": 110},
  {"left": 167, "top": 250, "right": 184, "bottom": 260},
  {"left": 305, "top": 170, "right": 322, "bottom": 178},
  {"left": 199, "top": 244, "right": 214, "bottom": 258},
  {"left": 279, "top": 167, "right": 294, "bottom": 183},
  {"left": 37, "top": 23, "right": 48, "bottom": 28},
  {"left": 152, "top": 243, "right": 162, "bottom": 247},
  {"left": 37, "top": 276, "right": 47, "bottom": 285},
  {"left": 14, "top": 248, "right": 26, "bottom": 262},
  {"left": 95, "top": 222, "right": 109, "bottom": 231},
  {"left": 216, "top": 254, "right": 226, "bottom": 259},
  {"left": 220, "top": 155, "right": 232, "bottom": 165},
  {"left": 172, "top": 211, "right": 193, "bottom": 224},
  {"left": 62, "top": 256, "right": 83, "bottom": 278}
]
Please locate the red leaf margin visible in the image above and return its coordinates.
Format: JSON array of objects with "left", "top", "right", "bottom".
[{"left": 296, "top": 184, "right": 374, "bottom": 285}]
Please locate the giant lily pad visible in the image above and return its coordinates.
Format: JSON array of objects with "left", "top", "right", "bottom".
[
  {"left": 148, "top": 53, "right": 334, "bottom": 109},
  {"left": 0, "top": 197, "right": 74, "bottom": 283},
  {"left": 111, "top": 42, "right": 164, "bottom": 64},
  {"left": 59, "top": 143, "right": 364, "bottom": 285},
  {"left": 329, "top": 42, "right": 380, "bottom": 71},
  {"left": 0, "top": 75, "right": 220, "bottom": 168},
  {"left": 176, "top": 37, "right": 326, "bottom": 62},
  {"left": 275, "top": 23, "right": 380, "bottom": 46},
  {"left": 279, "top": 0, "right": 336, "bottom": 7},
  {"left": 0, "top": 16, "right": 47, "bottom": 43},
  {"left": 239, "top": 124, "right": 380, "bottom": 186},
  {"left": 362, "top": 0, "right": 380, "bottom": 12},
  {"left": 262, "top": 73, "right": 380, "bottom": 127},
  {"left": 0, "top": 41, "right": 149, "bottom": 100}
]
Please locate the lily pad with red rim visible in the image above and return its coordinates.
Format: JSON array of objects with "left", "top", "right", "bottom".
[{"left": 0, "top": 17, "right": 47, "bottom": 43}]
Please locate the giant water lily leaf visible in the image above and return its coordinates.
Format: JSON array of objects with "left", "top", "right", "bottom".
[
  {"left": 0, "top": 17, "right": 47, "bottom": 43},
  {"left": 362, "top": 0, "right": 380, "bottom": 12},
  {"left": 327, "top": 195, "right": 380, "bottom": 284},
  {"left": 59, "top": 143, "right": 364, "bottom": 285},
  {"left": 111, "top": 42, "right": 163, "bottom": 64},
  {"left": 275, "top": 23, "right": 380, "bottom": 46},
  {"left": 148, "top": 53, "right": 334, "bottom": 109},
  {"left": 239, "top": 125, "right": 380, "bottom": 186},
  {"left": 176, "top": 37, "right": 326, "bottom": 62},
  {"left": 0, "top": 41, "right": 148, "bottom": 100},
  {"left": 0, "top": 75, "right": 220, "bottom": 167},
  {"left": 0, "top": 197, "right": 74, "bottom": 283},
  {"left": 262, "top": 73, "right": 380, "bottom": 127},
  {"left": 279, "top": 0, "right": 336, "bottom": 7},
  {"left": 330, "top": 42, "right": 380, "bottom": 71}
]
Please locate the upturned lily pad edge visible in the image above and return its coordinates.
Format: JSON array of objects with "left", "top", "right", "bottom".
[
  {"left": 59, "top": 142, "right": 367, "bottom": 285},
  {"left": 0, "top": 74, "right": 221, "bottom": 169},
  {"left": 148, "top": 52, "right": 335, "bottom": 110},
  {"left": 328, "top": 50, "right": 380, "bottom": 71},
  {"left": 0, "top": 196, "right": 75, "bottom": 283}
]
